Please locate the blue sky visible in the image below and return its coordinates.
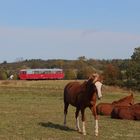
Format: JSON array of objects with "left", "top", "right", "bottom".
[{"left": 0, "top": 0, "right": 140, "bottom": 62}]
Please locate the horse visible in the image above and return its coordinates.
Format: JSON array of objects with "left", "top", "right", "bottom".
[
  {"left": 111, "top": 103, "right": 140, "bottom": 120},
  {"left": 96, "top": 93, "right": 134, "bottom": 116},
  {"left": 63, "top": 73, "right": 103, "bottom": 136}
]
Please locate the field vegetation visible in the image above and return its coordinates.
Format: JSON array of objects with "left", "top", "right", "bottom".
[
  {"left": 1, "top": 46, "right": 140, "bottom": 91},
  {"left": 0, "top": 80, "right": 140, "bottom": 140}
]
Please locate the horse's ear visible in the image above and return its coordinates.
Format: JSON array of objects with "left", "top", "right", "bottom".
[
  {"left": 92, "top": 73, "right": 99, "bottom": 83},
  {"left": 130, "top": 92, "right": 134, "bottom": 97},
  {"left": 88, "top": 75, "right": 92, "bottom": 80},
  {"left": 87, "top": 76, "right": 94, "bottom": 85}
]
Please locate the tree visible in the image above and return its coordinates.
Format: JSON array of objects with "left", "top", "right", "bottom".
[
  {"left": 78, "top": 56, "right": 87, "bottom": 61},
  {"left": 103, "top": 64, "right": 122, "bottom": 85},
  {"left": 64, "top": 69, "right": 77, "bottom": 80},
  {"left": 131, "top": 47, "right": 140, "bottom": 61},
  {"left": 77, "top": 67, "right": 95, "bottom": 79},
  {"left": 0, "top": 70, "right": 7, "bottom": 80},
  {"left": 125, "top": 46, "right": 140, "bottom": 90}
]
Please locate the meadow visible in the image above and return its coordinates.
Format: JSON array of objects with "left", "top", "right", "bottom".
[{"left": 0, "top": 80, "right": 140, "bottom": 140}]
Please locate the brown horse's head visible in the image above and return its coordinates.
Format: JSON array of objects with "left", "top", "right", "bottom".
[
  {"left": 112, "top": 93, "right": 134, "bottom": 106},
  {"left": 87, "top": 73, "right": 103, "bottom": 99}
]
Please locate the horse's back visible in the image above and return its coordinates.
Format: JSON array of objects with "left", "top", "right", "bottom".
[
  {"left": 111, "top": 106, "right": 129, "bottom": 119},
  {"left": 96, "top": 103, "right": 113, "bottom": 116},
  {"left": 111, "top": 104, "right": 140, "bottom": 120}
]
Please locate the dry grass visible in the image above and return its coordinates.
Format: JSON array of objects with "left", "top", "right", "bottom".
[{"left": 0, "top": 80, "right": 140, "bottom": 140}]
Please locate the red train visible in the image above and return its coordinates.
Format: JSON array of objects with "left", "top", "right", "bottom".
[{"left": 18, "top": 68, "right": 64, "bottom": 80}]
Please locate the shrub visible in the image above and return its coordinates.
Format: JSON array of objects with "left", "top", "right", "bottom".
[{"left": 0, "top": 71, "right": 8, "bottom": 80}]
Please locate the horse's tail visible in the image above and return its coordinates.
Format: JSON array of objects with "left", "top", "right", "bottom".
[
  {"left": 63, "top": 84, "right": 70, "bottom": 118},
  {"left": 64, "top": 82, "right": 72, "bottom": 102},
  {"left": 64, "top": 85, "right": 67, "bottom": 103},
  {"left": 64, "top": 83, "right": 70, "bottom": 103}
]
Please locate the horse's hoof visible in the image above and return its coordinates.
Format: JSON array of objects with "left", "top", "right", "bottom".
[
  {"left": 76, "top": 128, "right": 81, "bottom": 133},
  {"left": 78, "top": 130, "right": 82, "bottom": 133},
  {"left": 95, "top": 132, "right": 98, "bottom": 136},
  {"left": 83, "top": 132, "right": 86, "bottom": 135}
]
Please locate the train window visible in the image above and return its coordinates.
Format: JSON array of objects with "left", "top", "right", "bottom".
[
  {"left": 20, "top": 71, "right": 26, "bottom": 74},
  {"left": 34, "top": 71, "right": 40, "bottom": 74},
  {"left": 43, "top": 71, "right": 47, "bottom": 74},
  {"left": 47, "top": 71, "right": 52, "bottom": 74},
  {"left": 56, "top": 71, "right": 62, "bottom": 74}
]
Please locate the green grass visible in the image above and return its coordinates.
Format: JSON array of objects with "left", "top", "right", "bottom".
[{"left": 0, "top": 80, "right": 140, "bottom": 140}]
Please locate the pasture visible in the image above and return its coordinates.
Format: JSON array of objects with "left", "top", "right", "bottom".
[{"left": 0, "top": 80, "right": 140, "bottom": 140}]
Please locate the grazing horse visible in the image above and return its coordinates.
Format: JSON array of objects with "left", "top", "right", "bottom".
[
  {"left": 111, "top": 103, "right": 140, "bottom": 120},
  {"left": 96, "top": 93, "right": 134, "bottom": 116},
  {"left": 63, "top": 73, "right": 103, "bottom": 136}
]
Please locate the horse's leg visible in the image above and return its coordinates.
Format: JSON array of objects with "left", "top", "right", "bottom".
[
  {"left": 75, "top": 108, "right": 81, "bottom": 132},
  {"left": 64, "top": 102, "right": 69, "bottom": 126},
  {"left": 90, "top": 105, "right": 99, "bottom": 136},
  {"left": 81, "top": 108, "right": 86, "bottom": 135}
]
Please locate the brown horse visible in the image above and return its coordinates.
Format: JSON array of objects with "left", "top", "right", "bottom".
[
  {"left": 63, "top": 73, "right": 103, "bottom": 136},
  {"left": 111, "top": 103, "right": 140, "bottom": 120},
  {"left": 96, "top": 93, "right": 134, "bottom": 116}
]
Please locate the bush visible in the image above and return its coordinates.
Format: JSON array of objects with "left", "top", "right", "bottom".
[
  {"left": 64, "top": 69, "right": 77, "bottom": 80},
  {"left": 77, "top": 67, "right": 95, "bottom": 79},
  {"left": 0, "top": 71, "right": 8, "bottom": 80}
]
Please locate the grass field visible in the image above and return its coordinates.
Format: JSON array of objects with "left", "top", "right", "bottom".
[{"left": 0, "top": 80, "right": 140, "bottom": 140}]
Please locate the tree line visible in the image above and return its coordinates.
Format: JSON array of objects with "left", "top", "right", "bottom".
[{"left": 0, "top": 47, "right": 140, "bottom": 90}]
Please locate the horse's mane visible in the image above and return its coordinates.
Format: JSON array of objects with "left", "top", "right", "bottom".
[{"left": 80, "top": 78, "right": 95, "bottom": 92}]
